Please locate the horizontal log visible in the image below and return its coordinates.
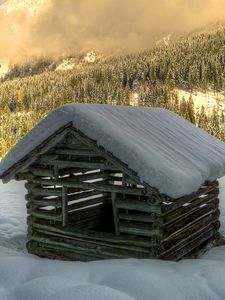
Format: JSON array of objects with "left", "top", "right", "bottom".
[
  {"left": 68, "top": 171, "right": 110, "bottom": 182},
  {"left": 53, "top": 148, "right": 99, "bottom": 157},
  {"left": 69, "top": 128, "right": 159, "bottom": 196},
  {"left": 26, "top": 188, "right": 63, "bottom": 197},
  {"left": 28, "top": 221, "right": 157, "bottom": 248},
  {"left": 67, "top": 190, "right": 108, "bottom": 202},
  {"left": 115, "top": 198, "right": 162, "bottom": 214},
  {"left": 40, "top": 154, "right": 60, "bottom": 161},
  {"left": 28, "top": 244, "right": 105, "bottom": 261},
  {"left": 163, "top": 181, "right": 219, "bottom": 213},
  {"left": 119, "top": 221, "right": 163, "bottom": 238},
  {"left": 28, "top": 210, "right": 62, "bottom": 222},
  {"left": 163, "top": 215, "right": 219, "bottom": 246},
  {"left": 161, "top": 227, "right": 217, "bottom": 260},
  {"left": 30, "top": 177, "right": 150, "bottom": 196},
  {"left": 164, "top": 194, "right": 219, "bottom": 223},
  {"left": 29, "top": 234, "right": 153, "bottom": 259},
  {"left": 15, "top": 172, "right": 34, "bottom": 181},
  {"left": 39, "top": 159, "right": 118, "bottom": 171},
  {"left": 29, "top": 167, "right": 55, "bottom": 177},
  {"left": 32, "top": 228, "right": 153, "bottom": 254},
  {"left": 162, "top": 220, "right": 217, "bottom": 256},
  {"left": 164, "top": 205, "right": 219, "bottom": 237},
  {"left": 26, "top": 198, "right": 61, "bottom": 208},
  {"left": 67, "top": 195, "right": 108, "bottom": 212},
  {"left": 119, "top": 211, "right": 163, "bottom": 223},
  {"left": 58, "top": 168, "right": 87, "bottom": 176}
]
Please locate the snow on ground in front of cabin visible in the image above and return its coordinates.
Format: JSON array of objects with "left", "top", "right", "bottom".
[
  {"left": 0, "top": 179, "right": 225, "bottom": 299},
  {"left": 175, "top": 89, "right": 225, "bottom": 115}
]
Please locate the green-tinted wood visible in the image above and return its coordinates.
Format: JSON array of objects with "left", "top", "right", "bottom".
[
  {"left": 30, "top": 177, "right": 150, "bottom": 196},
  {"left": 111, "top": 193, "right": 119, "bottom": 235},
  {"left": 28, "top": 221, "right": 157, "bottom": 248},
  {"left": 115, "top": 198, "right": 162, "bottom": 214},
  {"left": 53, "top": 148, "right": 99, "bottom": 156},
  {"left": 119, "top": 221, "right": 163, "bottom": 238},
  {"left": 62, "top": 187, "right": 68, "bottom": 227}
]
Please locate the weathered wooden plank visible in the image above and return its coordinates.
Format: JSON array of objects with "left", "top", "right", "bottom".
[
  {"left": 111, "top": 193, "right": 119, "bottom": 235},
  {"left": 29, "top": 167, "right": 55, "bottom": 177},
  {"left": 15, "top": 172, "right": 34, "bottom": 181},
  {"left": 163, "top": 215, "right": 219, "bottom": 245},
  {"left": 62, "top": 187, "right": 68, "bottom": 227},
  {"left": 29, "top": 244, "right": 106, "bottom": 261},
  {"left": 119, "top": 221, "right": 163, "bottom": 238},
  {"left": 164, "top": 205, "right": 219, "bottom": 237},
  {"left": 161, "top": 226, "right": 217, "bottom": 260},
  {"left": 27, "top": 198, "right": 61, "bottom": 207},
  {"left": 29, "top": 234, "right": 154, "bottom": 259},
  {"left": 119, "top": 211, "right": 163, "bottom": 223},
  {"left": 30, "top": 177, "right": 150, "bottom": 196},
  {"left": 68, "top": 206, "right": 103, "bottom": 221},
  {"left": 164, "top": 195, "right": 219, "bottom": 223},
  {"left": 26, "top": 187, "right": 63, "bottom": 197},
  {"left": 2, "top": 125, "right": 72, "bottom": 183},
  {"left": 40, "top": 154, "right": 60, "bottom": 161},
  {"left": 163, "top": 181, "right": 219, "bottom": 213},
  {"left": 70, "top": 171, "right": 110, "bottom": 182},
  {"left": 67, "top": 190, "right": 108, "bottom": 202},
  {"left": 38, "top": 159, "right": 118, "bottom": 171},
  {"left": 32, "top": 229, "right": 153, "bottom": 254},
  {"left": 69, "top": 128, "right": 160, "bottom": 197},
  {"left": 115, "top": 198, "right": 162, "bottom": 214},
  {"left": 28, "top": 221, "right": 157, "bottom": 248},
  {"left": 53, "top": 148, "right": 99, "bottom": 157},
  {"left": 28, "top": 210, "right": 62, "bottom": 221},
  {"left": 57, "top": 168, "right": 87, "bottom": 176},
  {"left": 67, "top": 195, "right": 108, "bottom": 212}
]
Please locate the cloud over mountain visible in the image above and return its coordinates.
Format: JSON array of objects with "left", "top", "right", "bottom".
[{"left": 0, "top": 0, "right": 225, "bottom": 62}]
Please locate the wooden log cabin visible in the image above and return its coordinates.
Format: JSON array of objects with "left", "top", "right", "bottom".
[{"left": 1, "top": 104, "right": 225, "bottom": 261}]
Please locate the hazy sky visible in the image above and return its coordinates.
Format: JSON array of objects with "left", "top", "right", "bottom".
[{"left": 0, "top": 0, "right": 225, "bottom": 62}]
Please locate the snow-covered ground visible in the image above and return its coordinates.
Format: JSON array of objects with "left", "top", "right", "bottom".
[{"left": 0, "top": 179, "right": 225, "bottom": 300}]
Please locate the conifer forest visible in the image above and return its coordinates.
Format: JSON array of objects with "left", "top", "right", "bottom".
[{"left": 0, "top": 24, "right": 225, "bottom": 157}]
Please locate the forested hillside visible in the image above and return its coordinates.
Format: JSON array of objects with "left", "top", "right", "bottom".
[{"left": 0, "top": 24, "right": 224, "bottom": 157}]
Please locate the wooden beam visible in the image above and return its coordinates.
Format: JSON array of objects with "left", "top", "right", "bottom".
[
  {"left": 62, "top": 187, "right": 68, "bottom": 227},
  {"left": 28, "top": 221, "right": 157, "bottom": 248},
  {"left": 115, "top": 198, "right": 162, "bottom": 214},
  {"left": 53, "top": 148, "right": 99, "bottom": 156},
  {"left": 2, "top": 124, "right": 72, "bottom": 183},
  {"left": 69, "top": 128, "right": 161, "bottom": 197},
  {"left": 38, "top": 159, "right": 118, "bottom": 171},
  {"left": 111, "top": 193, "right": 119, "bottom": 235},
  {"left": 30, "top": 177, "right": 150, "bottom": 196}
]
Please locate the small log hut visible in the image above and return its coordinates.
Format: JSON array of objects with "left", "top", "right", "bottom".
[{"left": 0, "top": 104, "right": 224, "bottom": 261}]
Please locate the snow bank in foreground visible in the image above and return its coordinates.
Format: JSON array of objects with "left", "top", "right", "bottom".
[
  {"left": 1, "top": 255, "right": 225, "bottom": 300},
  {"left": 2, "top": 104, "right": 225, "bottom": 198},
  {"left": 0, "top": 180, "right": 225, "bottom": 299}
]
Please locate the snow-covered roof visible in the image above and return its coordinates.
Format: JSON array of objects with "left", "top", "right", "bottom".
[{"left": 1, "top": 104, "right": 225, "bottom": 198}]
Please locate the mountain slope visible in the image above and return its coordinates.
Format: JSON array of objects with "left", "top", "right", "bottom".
[{"left": 0, "top": 23, "right": 224, "bottom": 157}]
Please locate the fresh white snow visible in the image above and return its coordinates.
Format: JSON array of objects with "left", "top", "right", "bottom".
[
  {"left": 176, "top": 89, "right": 225, "bottom": 115},
  {"left": 0, "top": 179, "right": 225, "bottom": 299},
  {"left": 1, "top": 104, "right": 225, "bottom": 198}
]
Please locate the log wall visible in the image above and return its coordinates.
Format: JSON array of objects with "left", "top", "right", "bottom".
[{"left": 20, "top": 132, "right": 220, "bottom": 261}]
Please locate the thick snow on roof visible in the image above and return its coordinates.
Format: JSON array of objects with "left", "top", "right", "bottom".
[{"left": 1, "top": 104, "right": 225, "bottom": 198}]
